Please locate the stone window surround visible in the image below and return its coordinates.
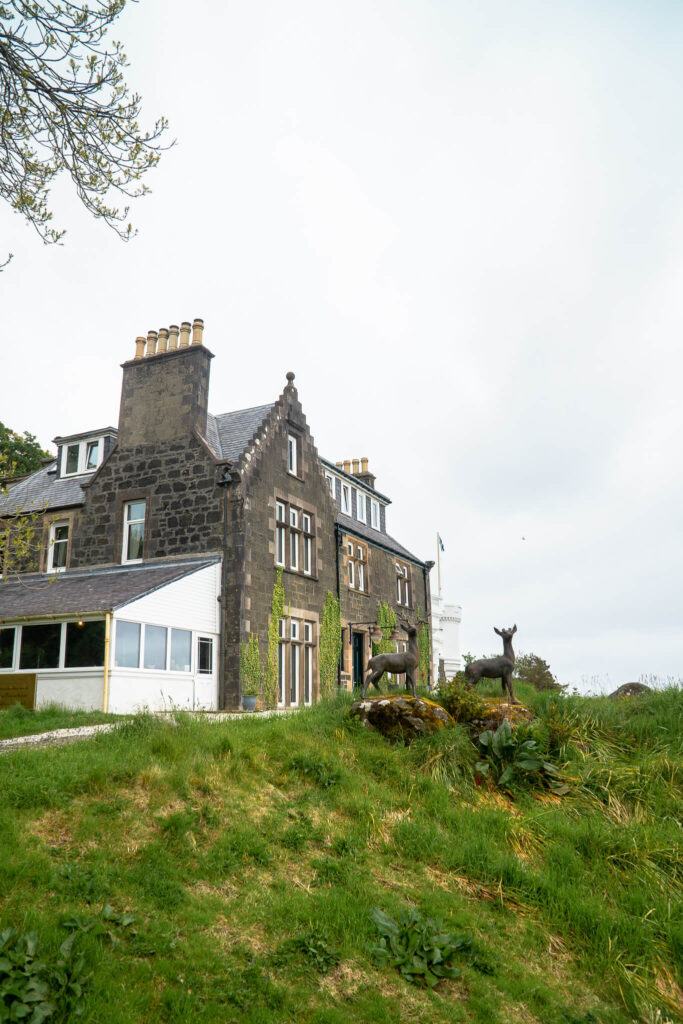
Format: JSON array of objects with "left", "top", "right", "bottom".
[
  {"left": 40, "top": 510, "right": 76, "bottom": 573},
  {"left": 395, "top": 560, "right": 412, "bottom": 609},
  {"left": 276, "top": 604, "right": 318, "bottom": 707},
  {"left": 114, "top": 490, "right": 158, "bottom": 566},
  {"left": 273, "top": 495, "right": 317, "bottom": 579},
  {"left": 346, "top": 537, "right": 368, "bottom": 593}
]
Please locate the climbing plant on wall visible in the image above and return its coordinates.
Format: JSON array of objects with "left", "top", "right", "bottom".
[
  {"left": 372, "top": 601, "right": 396, "bottom": 688},
  {"left": 319, "top": 591, "right": 342, "bottom": 698},
  {"left": 264, "top": 567, "right": 285, "bottom": 709},
  {"left": 240, "top": 634, "right": 264, "bottom": 698},
  {"left": 418, "top": 618, "right": 431, "bottom": 687}
]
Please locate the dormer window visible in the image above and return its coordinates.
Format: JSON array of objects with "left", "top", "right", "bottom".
[
  {"left": 371, "top": 499, "right": 380, "bottom": 530},
  {"left": 356, "top": 491, "right": 366, "bottom": 523},
  {"left": 61, "top": 436, "right": 104, "bottom": 477}
]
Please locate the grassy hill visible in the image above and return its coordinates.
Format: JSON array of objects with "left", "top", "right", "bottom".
[{"left": 0, "top": 685, "right": 680, "bottom": 1024}]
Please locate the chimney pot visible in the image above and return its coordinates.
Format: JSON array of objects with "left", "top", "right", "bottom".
[
  {"left": 134, "top": 336, "right": 146, "bottom": 359},
  {"left": 343, "top": 460, "right": 351, "bottom": 473},
  {"left": 361, "top": 457, "right": 368, "bottom": 473},
  {"left": 335, "top": 461, "right": 343, "bottom": 468},
  {"left": 352, "top": 459, "right": 360, "bottom": 474},
  {"left": 168, "top": 325, "right": 179, "bottom": 350},
  {"left": 146, "top": 330, "right": 158, "bottom": 357},
  {"left": 179, "top": 322, "right": 191, "bottom": 348},
  {"left": 191, "top": 318, "right": 204, "bottom": 345},
  {"left": 157, "top": 328, "right": 169, "bottom": 353}
]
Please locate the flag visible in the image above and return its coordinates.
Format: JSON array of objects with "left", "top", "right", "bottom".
[{"left": 438, "top": 534, "right": 445, "bottom": 552}]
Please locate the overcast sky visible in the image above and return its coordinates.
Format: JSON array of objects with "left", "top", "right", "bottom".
[{"left": 2, "top": 0, "right": 682, "bottom": 691}]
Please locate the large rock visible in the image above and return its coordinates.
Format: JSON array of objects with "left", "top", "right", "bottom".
[
  {"left": 608, "top": 682, "right": 652, "bottom": 699},
  {"left": 349, "top": 694, "right": 454, "bottom": 743},
  {"left": 466, "top": 697, "right": 534, "bottom": 734}
]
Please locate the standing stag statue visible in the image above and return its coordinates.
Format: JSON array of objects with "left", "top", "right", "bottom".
[
  {"left": 464, "top": 625, "right": 519, "bottom": 704},
  {"left": 362, "top": 621, "right": 423, "bottom": 698}
]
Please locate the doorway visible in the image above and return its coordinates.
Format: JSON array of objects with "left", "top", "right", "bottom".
[{"left": 352, "top": 632, "right": 364, "bottom": 689}]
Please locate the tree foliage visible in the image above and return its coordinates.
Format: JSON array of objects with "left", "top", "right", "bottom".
[
  {"left": 514, "top": 652, "right": 564, "bottom": 692},
  {"left": 0, "top": 0, "right": 170, "bottom": 257},
  {"left": 0, "top": 421, "right": 50, "bottom": 477}
]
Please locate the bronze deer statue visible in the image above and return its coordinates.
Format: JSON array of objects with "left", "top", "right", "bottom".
[
  {"left": 464, "top": 625, "right": 519, "bottom": 704},
  {"left": 362, "top": 621, "right": 422, "bottom": 698}
]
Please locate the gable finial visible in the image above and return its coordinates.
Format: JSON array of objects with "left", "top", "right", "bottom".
[{"left": 286, "top": 371, "right": 295, "bottom": 384}]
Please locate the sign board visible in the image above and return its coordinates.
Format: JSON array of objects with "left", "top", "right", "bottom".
[{"left": 0, "top": 674, "right": 37, "bottom": 710}]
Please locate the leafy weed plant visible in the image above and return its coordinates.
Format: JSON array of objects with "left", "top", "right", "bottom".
[{"left": 370, "top": 906, "right": 472, "bottom": 988}]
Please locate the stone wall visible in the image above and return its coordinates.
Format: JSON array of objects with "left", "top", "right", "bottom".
[{"left": 221, "top": 377, "right": 339, "bottom": 708}]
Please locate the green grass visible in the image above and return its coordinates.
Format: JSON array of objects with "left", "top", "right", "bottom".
[
  {"left": 0, "top": 702, "right": 125, "bottom": 740},
  {"left": 0, "top": 690, "right": 680, "bottom": 1023}
]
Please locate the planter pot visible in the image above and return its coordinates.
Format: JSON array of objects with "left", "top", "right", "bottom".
[{"left": 242, "top": 695, "right": 258, "bottom": 712}]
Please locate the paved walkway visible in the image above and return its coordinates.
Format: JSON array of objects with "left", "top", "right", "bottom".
[{"left": 0, "top": 708, "right": 297, "bottom": 754}]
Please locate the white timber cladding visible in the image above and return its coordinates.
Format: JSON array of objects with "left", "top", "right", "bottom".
[{"left": 118, "top": 563, "right": 220, "bottom": 632}]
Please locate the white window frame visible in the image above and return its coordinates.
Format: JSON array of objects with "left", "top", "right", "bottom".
[
  {"left": 287, "top": 434, "right": 298, "bottom": 476},
  {"left": 289, "top": 621, "right": 300, "bottom": 706},
  {"left": 47, "top": 520, "right": 69, "bottom": 573},
  {"left": 198, "top": 637, "right": 213, "bottom": 674},
  {"left": 303, "top": 535, "right": 312, "bottom": 575},
  {"left": 357, "top": 562, "right": 364, "bottom": 591},
  {"left": 325, "top": 472, "right": 335, "bottom": 497},
  {"left": 290, "top": 528, "right": 299, "bottom": 570},
  {"left": 122, "top": 500, "right": 146, "bottom": 564},
  {"left": 341, "top": 484, "right": 351, "bottom": 515},
  {"left": 61, "top": 436, "right": 105, "bottom": 477},
  {"left": 348, "top": 559, "right": 355, "bottom": 589},
  {"left": 356, "top": 491, "right": 366, "bottom": 523},
  {"left": 277, "top": 618, "right": 286, "bottom": 706},
  {"left": 371, "top": 500, "right": 380, "bottom": 530}
]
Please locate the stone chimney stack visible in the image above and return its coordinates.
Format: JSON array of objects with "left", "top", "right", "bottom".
[
  {"left": 353, "top": 455, "right": 376, "bottom": 490},
  {"left": 118, "top": 317, "right": 213, "bottom": 449}
]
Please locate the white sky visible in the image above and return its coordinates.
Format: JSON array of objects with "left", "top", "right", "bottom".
[{"left": 2, "top": 0, "right": 682, "bottom": 691}]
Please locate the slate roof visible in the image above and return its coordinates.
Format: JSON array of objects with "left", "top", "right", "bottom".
[
  {"left": 0, "top": 463, "right": 91, "bottom": 516},
  {"left": 336, "top": 513, "right": 422, "bottom": 565},
  {"left": 206, "top": 404, "right": 274, "bottom": 462},
  {"left": 0, "top": 557, "right": 219, "bottom": 622}
]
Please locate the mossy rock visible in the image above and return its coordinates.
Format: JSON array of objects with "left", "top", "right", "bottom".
[
  {"left": 465, "top": 697, "right": 534, "bottom": 736},
  {"left": 348, "top": 694, "right": 454, "bottom": 743}
]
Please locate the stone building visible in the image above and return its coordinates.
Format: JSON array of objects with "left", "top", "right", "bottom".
[{"left": 0, "top": 321, "right": 432, "bottom": 712}]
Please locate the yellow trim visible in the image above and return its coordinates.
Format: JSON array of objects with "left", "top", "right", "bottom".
[{"left": 102, "top": 612, "right": 111, "bottom": 712}]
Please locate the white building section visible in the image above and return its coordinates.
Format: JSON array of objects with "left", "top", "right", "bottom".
[{"left": 431, "top": 594, "right": 463, "bottom": 682}]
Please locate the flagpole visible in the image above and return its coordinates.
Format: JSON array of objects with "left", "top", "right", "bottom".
[{"left": 436, "top": 532, "right": 441, "bottom": 598}]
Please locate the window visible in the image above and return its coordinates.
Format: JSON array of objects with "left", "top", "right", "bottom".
[
  {"left": 85, "top": 440, "right": 100, "bottom": 470},
  {"left": 341, "top": 484, "right": 351, "bottom": 515},
  {"left": 303, "top": 623, "right": 313, "bottom": 704},
  {"left": 144, "top": 625, "right": 167, "bottom": 670},
  {"left": 287, "top": 434, "right": 298, "bottom": 476},
  {"left": 122, "top": 500, "right": 146, "bottom": 562},
  {"left": 65, "top": 621, "right": 105, "bottom": 667},
  {"left": 278, "top": 617, "right": 315, "bottom": 707},
  {"left": 356, "top": 491, "right": 366, "bottom": 523},
  {"left": 0, "top": 627, "right": 15, "bottom": 669},
  {"left": 171, "top": 629, "right": 192, "bottom": 671},
  {"left": 302, "top": 514, "right": 312, "bottom": 575},
  {"left": 19, "top": 623, "right": 61, "bottom": 669},
  {"left": 276, "top": 501, "right": 286, "bottom": 566},
  {"left": 371, "top": 500, "right": 380, "bottom": 530},
  {"left": 395, "top": 562, "right": 411, "bottom": 607},
  {"left": 274, "top": 499, "right": 315, "bottom": 575},
  {"left": 348, "top": 539, "right": 367, "bottom": 591},
  {"left": 48, "top": 521, "right": 69, "bottom": 572},
  {"left": 115, "top": 620, "right": 141, "bottom": 667},
  {"left": 325, "top": 472, "right": 335, "bottom": 497},
  {"left": 61, "top": 437, "right": 104, "bottom": 477},
  {"left": 290, "top": 620, "right": 299, "bottom": 704},
  {"left": 198, "top": 637, "right": 213, "bottom": 674}
]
